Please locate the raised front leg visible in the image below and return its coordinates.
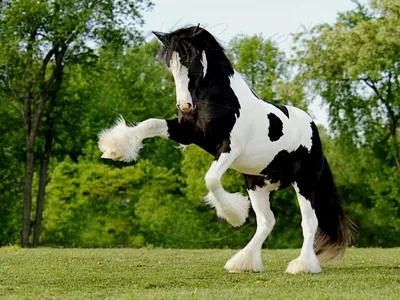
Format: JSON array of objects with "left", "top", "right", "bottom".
[
  {"left": 98, "top": 117, "right": 190, "bottom": 162},
  {"left": 204, "top": 150, "right": 250, "bottom": 227}
]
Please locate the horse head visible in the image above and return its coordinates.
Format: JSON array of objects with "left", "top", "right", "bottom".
[{"left": 153, "top": 26, "right": 224, "bottom": 113}]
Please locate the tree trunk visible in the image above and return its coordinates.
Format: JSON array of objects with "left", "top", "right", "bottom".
[
  {"left": 21, "top": 94, "right": 47, "bottom": 247},
  {"left": 20, "top": 30, "right": 37, "bottom": 248},
  {"left": 22, "top": 139, "right": 35, "bottom": 247},
  {"left": 32, "top": 45, "right": 65, "bottom": 247},
  {"left": 33, "top": 125, "right": 53, "bottom": 247},
  {"left": 385, "top": 73, "right": 400, "bottom": 172},
  {"left": 388, "top": 111, "right": 400, "bottom": 172},
  {"left": 20, "top": 41, "right": 65, "bottom": 247}
]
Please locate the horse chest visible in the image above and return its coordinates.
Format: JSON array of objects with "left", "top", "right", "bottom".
[{"left": 178, "top": 108, "right": 239, "bottom": 155}]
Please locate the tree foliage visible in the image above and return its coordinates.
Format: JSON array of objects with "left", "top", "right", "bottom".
[{"left": 295, "top": 0, "right": 400, "bottom": 165}]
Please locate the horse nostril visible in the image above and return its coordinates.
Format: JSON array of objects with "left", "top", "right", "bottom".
[
  {"left": 187, "top": 103, "right": 192, "bottom": 109},
  {"left": 176, "top": 103, "right": 180, "bottom": 108}
]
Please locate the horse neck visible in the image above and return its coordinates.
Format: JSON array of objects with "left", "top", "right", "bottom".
[
  {"left": 228, "top": 70, "right": 253, "bottom": 96},
  {"left": 202, "top": 62, "right": 250, "bottom": 102}
]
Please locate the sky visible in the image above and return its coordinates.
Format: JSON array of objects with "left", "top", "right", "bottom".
[{"left": 141, "top": 0, "right": 366, "bottom": 126}]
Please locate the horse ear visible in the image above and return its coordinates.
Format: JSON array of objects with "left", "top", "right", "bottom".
[
  {"left": 192, "top": 24, "right": 202, "bottom": 36},
  {"left": 152, "top": 31, "right": 170, "bottom": 44}
]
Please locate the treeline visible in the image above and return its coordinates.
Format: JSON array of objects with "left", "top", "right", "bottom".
[{"left": 0, "top": 0, "right": 399, "bottom": 248}]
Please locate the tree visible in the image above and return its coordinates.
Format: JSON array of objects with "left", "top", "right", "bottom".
[
  {"left": 294, "top": 0, "right": 400, "bottom": 169},
  {"left": 0, "top": 0, "right": 152, "bottom": 247}
]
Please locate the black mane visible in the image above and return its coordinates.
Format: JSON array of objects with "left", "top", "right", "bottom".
[{"left": 158, "top": 26, "right": 234, "bottom": 76}]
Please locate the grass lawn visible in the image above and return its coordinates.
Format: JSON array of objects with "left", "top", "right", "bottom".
[{"left": 0, "top": 247, "right": 399, "bottom": 299}]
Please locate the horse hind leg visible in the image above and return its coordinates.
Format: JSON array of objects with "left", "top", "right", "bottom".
[
  {"left": 225, "top": 176, "right": 277, "bottom": 273},
  {"left": 286, "top": 182, "right": 322, "bottom": 274}
]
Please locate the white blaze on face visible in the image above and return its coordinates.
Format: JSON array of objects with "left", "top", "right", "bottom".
[{"left": 169, "top": 51, "right": 193, "bottom": 112}]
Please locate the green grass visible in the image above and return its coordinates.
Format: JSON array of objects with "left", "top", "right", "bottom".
[{"left": 0, "top": 247, "right": 399, "bottom": 299}]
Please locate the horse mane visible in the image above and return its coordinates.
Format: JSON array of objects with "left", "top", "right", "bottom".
[{"left": 158, "top": 26, "right": 234, "bottom": 75}]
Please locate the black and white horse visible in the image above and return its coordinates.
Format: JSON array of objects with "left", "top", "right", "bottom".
[{"left": 98, "top": 26, "right": 354, "bottom": 274}]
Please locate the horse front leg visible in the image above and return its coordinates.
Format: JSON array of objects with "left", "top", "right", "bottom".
[
  {"left": 225, "top": 178, "right": 277, "bottom": 273},
  {"left": 98, "top": 117, "right": 189, "bottom": 162},
  {"left": 204, "top": 150, "right": 250, "bottom": 227}
]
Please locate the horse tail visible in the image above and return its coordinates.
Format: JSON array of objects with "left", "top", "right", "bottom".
[{"left": 312, "top": 155, "right": 356, "bottom": 263}]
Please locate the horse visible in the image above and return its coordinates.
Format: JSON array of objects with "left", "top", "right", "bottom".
[{"left": 98, "top": 25, "right": 354, "bottom": 274}]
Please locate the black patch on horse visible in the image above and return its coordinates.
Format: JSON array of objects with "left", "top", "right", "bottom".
[
  {"left": 244, "top": 139, "right": 311, "bottom": 191},
  {"left": 244, "top": 174, "right": 267, "bottom": 190},
  {"left": 267, "top": 113, "right": 283, "bottom": 142},
  {"left": 255, "top": 122, "right": 319, "bottom": 190},
  {"left": 260, "top": 145, "right": 308, "bottom": 190}
]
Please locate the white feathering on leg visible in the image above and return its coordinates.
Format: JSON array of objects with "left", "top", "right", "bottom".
[
  {"left": 204, "top": 191, "right": 218, "bottom": 209},
  {"left": 98, "top": 117, "right": 143, "bottom": 162},
  {"left": 204, "top": 191, "right": 250, "bottom": 227}
]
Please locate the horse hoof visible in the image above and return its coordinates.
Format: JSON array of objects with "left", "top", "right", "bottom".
[
  {"left": 224, "top": 250, "right": 263, "bottom": 273},
  {"left": 285, "top": 257, "right": 322, "bottom": 274}
]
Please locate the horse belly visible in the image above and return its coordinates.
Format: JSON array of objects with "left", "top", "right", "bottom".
[{"left": 230, "top": 141, "right": 274, "bottom": 175}]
